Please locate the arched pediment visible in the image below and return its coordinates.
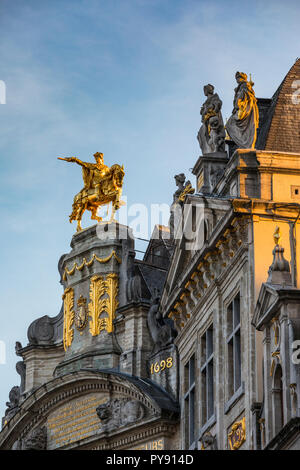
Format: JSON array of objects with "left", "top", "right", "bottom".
[{"left": 0, "top": 370, "right": 179, "bottom": 450}]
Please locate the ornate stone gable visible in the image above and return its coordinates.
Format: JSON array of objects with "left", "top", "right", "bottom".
[
  {"left": 252, "top": 283, "right": 281, "bottom": 330},
  {"left": 0, "top": 370, "right": 179, "bottom": 450},
  {"left": 164, "top": 212, "right": 249, "bottom": 332}
]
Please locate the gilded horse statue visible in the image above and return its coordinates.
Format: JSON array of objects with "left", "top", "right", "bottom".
[{"left": 58, "top": 152, "right": 125, "bottom": 232}]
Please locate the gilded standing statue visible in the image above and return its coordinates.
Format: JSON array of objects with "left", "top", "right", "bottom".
[
  {"left": 226, "top": 72, "right": 259, "bottom": 149},
  {"left": 58, "top": 152, "right": 125, "bottom": 232}
]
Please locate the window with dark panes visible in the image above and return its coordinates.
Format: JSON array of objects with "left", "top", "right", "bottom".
[
  {"left": 184, "top": 354, "right": 195, "bottom": 448},
  {"left": 200, "top": 324, "right": 214, "bottom": 426},
  {"left": 227, "top": 293, "right": 241, "bottom": 397}
]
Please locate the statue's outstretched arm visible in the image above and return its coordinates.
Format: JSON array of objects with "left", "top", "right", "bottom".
[{"left": 58, "top": 157, "right": 89, "bottom": 168}]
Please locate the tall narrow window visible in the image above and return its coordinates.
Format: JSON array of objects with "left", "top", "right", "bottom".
[
  {"left": 273, "top": 364, "right": 284, "bottom": 433},
  {"left": 227, "top": 293, "right": 241, "bottom": 397},
  {"left": 201, "top": 324, "right": 214, "bottom": 426},
  {"left": 184, "top": 354, "right": 195, "bottom": 448}
]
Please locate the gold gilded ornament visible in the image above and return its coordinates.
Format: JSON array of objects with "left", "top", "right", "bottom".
[
  {"left": 75, "top": 295, "right": 88, "bottom": 331},
  {"left": 63, "top": 250, "right": 121, "bottom": 280},
  {"left": 228, "top": 417, "right": 246, "bottom": 450},
  {"left": 178, "top": 183, "right": 195, "bottom": 202},
  {"left": 273, "top": 226, "right": 281, "bottom": 245},
  {"left": 88, "top": 275, "right": 108, "bottom": 337},
  {"left": 63, "top": 287, "right": 75, "bottom": 351},
  {"left": 58, "top": 152, "right": 125, "bottom": 232},
  {"left": 88, "top": 273, "right": 119, "bottom": 336},
  {"left": 225, "top": 71, "right": 259, "bottom": 149},
  {"left": 105, "top": 273, "right": 119, "bottom": 334}
]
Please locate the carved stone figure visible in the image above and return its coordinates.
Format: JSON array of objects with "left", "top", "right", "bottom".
[
  {"left": 15, "top": 342, "right": 26, "bottom": 393},
  {"left": 197, "top": 84, "right": 225, "bottom": 155},
  {"left": 96, "top": 398, "right": 144, "bottom": 432},
  {"left": 75, "top": 295, "right": 88, "bottom": 331},
  {"left": 147, "top": 291, "right": 177, "bottom": 354},
  {"left": 173, "top": 173, "right": 185, "bottom": 203},
  {"left": 16, "top": 362, "right": 26, "bottom": 394},
  {"left": 210, "top": 165, "right": 224, "bottom": 190},
  {"left": 169, "top": 173, "right": 195, "bottom": 236},
  {"left": 173, "top": 174, "right": 194, "bottom": 205},
  {"left": 11, "top": 439, "right": 22, "bottom": 450},
  {"left": 4, "top": 386, "right": 20, "bottom": 422},
  {"left": 96, "top": 403, "right": 111, "bottom": 422},
  {"left": 22, "top": 426, "right": 47, "bottom": 450},
  {"left": 200, "top": 432, "right": 218, "bottom": 450},
  {"left": 226, "top": 72, "right": 259, "bottom": 149},
  {"left": 58, "top": 152, "right": 125, "bottom": 231},
  {"left": 126, "top": 275, "right": 143, "bottom": 303},
  {"left": 6, "top": 386, "right": 20, "bottom": 411},
  {"left": 122, "top": 400, "right": 144, "bottom": 425}
]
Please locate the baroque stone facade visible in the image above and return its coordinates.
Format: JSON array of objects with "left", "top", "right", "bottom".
[{"left": 1, "top": 59, "right": 300, "bottom": 450}]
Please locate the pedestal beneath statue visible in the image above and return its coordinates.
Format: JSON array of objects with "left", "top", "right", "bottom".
[
  {"left": 55, "top": 222, "right": 134, "bottom": 376},
  {"left": 193, "top": 152, "right": 228, "bottom": 195}
]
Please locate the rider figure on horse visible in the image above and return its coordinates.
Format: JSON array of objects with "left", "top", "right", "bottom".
[
  {"left": 58, "top": 152, "right": 125, "bottom": 231},
  {"left": 69, "top": 152, "right": 111, "bottom": 202}
]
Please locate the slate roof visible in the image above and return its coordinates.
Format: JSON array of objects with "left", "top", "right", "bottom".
[
  {"left": 143, "top": 224, "right": 174, "bottom": 270},
  {"left": 256, "top": 58, "right": 300, "bottom": 152},
  {"left": 135, "top": 260, "right": 168, "bottom": 298}
]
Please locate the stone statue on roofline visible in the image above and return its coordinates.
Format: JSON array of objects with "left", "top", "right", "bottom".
[
  {"left": 169, "top": 173, "right": 195, "bottom": 236},
  {"left": 173, "top": 173, "right": 194, "bottom": 204},
  {"left": 226, "top": 71, "right": 259, "bottom": 149},
  {"left": 197, "top": 84, "right": 225, "bottom": 155},
  {"left": 147, "top": 289, "right": 177, "bottom": 354}
]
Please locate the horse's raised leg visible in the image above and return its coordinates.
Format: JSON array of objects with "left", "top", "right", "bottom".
[{"left": 91, "top": 206, "right": 102, "bottom": 223}]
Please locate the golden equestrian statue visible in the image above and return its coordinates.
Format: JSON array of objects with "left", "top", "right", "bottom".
[{"left": 58, "top": 152, "right": 125, "bottom": 232}]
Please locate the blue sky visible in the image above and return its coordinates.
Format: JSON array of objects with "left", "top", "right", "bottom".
[{"left": 0, "top": 0, "right": 300, "bottom": 419}]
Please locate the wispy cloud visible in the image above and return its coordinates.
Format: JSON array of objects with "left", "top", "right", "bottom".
[{"left": 1, "top": 0, "right": 300, "bottom": 418}]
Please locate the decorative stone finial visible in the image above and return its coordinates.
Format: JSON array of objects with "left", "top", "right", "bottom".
[{"left": 267, "top": 227, "right": 292, "bottom": 285}]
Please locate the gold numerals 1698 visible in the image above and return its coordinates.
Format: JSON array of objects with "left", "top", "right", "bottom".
[{"left": 150, "top": 357, "right": 173, "bottom": 374}]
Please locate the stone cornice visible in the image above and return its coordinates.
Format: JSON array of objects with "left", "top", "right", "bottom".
[
  {"left": 162, "top": 201, "right": 236, "bottom": 314},
  {"left": 76, "top": 421, "right": 177, "bottom": 450},
  {"left": 265, "top": 417, "right": 300, "bottom": 449}
]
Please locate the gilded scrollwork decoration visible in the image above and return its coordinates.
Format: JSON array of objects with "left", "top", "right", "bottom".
[
  {"left": 88, "top": 275, "right": 108, "bottom": 337},
  {"left": 88, "top": 274, "right": 119, "bottom": 336},
  {"left": 63, "top": 287, "right": 75, "bottom": 351},
  {"left": 62, "top": 250, "right": 121, "bottom": 281},
  {"left": 105, "top": 273, "right": 119, "bottom": 334}
]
